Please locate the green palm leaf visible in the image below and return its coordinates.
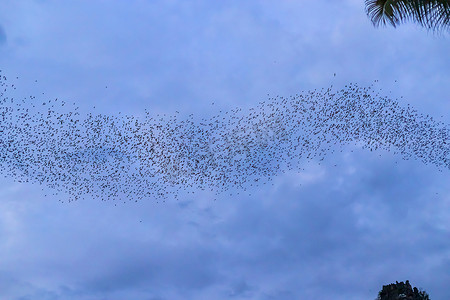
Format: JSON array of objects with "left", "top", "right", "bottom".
[{"left": 365, "top": 0, "right": 450, "bottom": 31}]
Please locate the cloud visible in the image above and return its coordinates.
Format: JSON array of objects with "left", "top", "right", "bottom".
[
  {"left": 0, "top": 1, "right": 448, "bottom": 300},
  {"left": 0, "top": 24, "right": 6, "bottom": 46}
]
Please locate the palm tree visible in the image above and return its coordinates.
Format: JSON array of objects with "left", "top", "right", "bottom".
[{"left": 365, "top": 0, "right": 450, "bottom": 31}]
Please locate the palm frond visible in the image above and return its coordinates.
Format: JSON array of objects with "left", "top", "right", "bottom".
[{"left": 365, "top": 0, "right": 450, "bottom": 31}]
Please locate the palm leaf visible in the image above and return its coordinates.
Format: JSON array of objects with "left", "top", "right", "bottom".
[{"left": 365, "top": 0, "right": 450, "bottom": 31}]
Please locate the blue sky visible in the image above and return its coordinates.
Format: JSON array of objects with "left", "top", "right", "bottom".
[{"left": 0, "top": 1, "right": 449, "bottom": 299}]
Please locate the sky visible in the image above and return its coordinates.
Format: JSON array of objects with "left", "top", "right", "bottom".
[{"left": 0, "top": 1, "right": 449, "bottom": 300}]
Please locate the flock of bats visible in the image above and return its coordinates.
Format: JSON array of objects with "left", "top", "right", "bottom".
[{"left": 0, "top": 71, "right": 448, "bottom": 203}]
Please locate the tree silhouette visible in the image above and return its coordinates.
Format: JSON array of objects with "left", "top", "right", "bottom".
[
  {"left": 365, "top": 0, "right": 450, "bottom": 31},
  {"left": 376, "top": 280, "right": 431, "bottom": 300}
]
